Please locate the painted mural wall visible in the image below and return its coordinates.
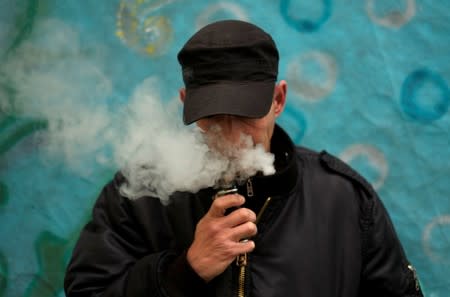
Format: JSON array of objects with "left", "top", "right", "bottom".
[{"left": 0, "top": 0, "right": 449, "bottom": 296}]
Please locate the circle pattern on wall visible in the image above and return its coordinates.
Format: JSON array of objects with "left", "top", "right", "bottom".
[
  {"left": 287, "top": 51, "right": 338, "bottom": 102},
  {"left": 339, "top": 144, "right": 388, "bottom": 190},
  {"left": 366, "top": 0, "right": 416, "bottom": 29},
  {"left": 116, "top": 0, "right": 174, "bottom": 56}
]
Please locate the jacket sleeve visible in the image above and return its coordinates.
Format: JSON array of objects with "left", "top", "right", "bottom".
[
  {"left": 359, "top": 189, "right": 424, "bottom": 297},
  {"left": 63, "top": 174, "right": 207, "bottom": 297},
  {"left": 319, "top": 151, "right": 423, "bottom": 296}
]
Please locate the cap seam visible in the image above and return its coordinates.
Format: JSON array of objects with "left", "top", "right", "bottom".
[
  {"left": 187, "top": 80, "right": 276, "bottom": 87},
  {"left": 188, "top": 39, "right": 274, "bottom": 48},
  {"left": 184, "top": 59, "right": 275, "bottom": 67}
]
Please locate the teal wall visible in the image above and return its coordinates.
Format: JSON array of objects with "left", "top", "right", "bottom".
[{"left": 0, "top": 0, "right": 449, "bottom": 296}]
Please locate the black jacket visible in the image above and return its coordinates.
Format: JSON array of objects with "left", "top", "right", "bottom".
[{"left": 64, "top": 125, "right": 423, "bottom": 297}]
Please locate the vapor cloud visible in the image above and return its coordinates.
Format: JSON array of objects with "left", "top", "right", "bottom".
[{"left": 1, "top": 18, "right": 275, "bottom": 204}]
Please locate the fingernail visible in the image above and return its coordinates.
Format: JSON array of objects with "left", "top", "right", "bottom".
[{"left": 239, "top": 196, "right": 245, "bottom": 203}]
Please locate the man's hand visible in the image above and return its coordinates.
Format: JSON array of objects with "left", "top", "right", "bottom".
[{"left": 187, "top": 194, "right": 257, "bottom": 282}]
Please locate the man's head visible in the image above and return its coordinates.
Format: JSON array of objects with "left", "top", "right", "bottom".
[{"left": 177, "top": 20, "right": 287, "bottom": 151}]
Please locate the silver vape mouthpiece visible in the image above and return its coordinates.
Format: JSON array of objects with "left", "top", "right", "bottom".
[{"left": 215, "top": 187, "right": 238, "bottom": 197}]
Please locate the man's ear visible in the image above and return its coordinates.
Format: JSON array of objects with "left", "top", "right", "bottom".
[
  {"left": 179, "top": 88, "right": 186, "bottom": 103},
  {"left": 273, "top": 80, "right": 287, "bottom": 117}
]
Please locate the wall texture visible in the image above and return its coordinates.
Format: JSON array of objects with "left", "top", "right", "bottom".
[{"left": 0, "top": 0, "right": 449, "bottom": 296}]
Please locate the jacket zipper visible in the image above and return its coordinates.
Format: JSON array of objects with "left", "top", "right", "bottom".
[
  {"left": 236, "top": 196, "right": 272, "bottom": 297},
  {"left": 236, "top": 253, "right": 247, "bottom": 297}
]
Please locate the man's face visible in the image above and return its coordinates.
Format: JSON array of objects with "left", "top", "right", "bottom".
[{"left": 196, "top": 106, "right": 277, "bottom": 153}]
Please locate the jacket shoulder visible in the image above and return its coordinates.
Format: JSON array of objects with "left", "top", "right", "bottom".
[{"left": 295, "top": 147, "right": 376, "bottom": 198}]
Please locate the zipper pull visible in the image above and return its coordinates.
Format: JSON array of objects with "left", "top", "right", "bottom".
[
  {"left": 407, "top": 264, "right": 420, "bottom": 291},
  {"left": 236, "top": 253, "right": 247, "bottom": 267},
  {"left": 246, "top": 179, "right": 254, "bottom": 197}
]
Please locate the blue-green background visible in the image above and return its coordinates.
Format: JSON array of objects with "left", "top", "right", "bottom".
[{"left": 0, "top": 0, "right": 449, "bottom": 296}]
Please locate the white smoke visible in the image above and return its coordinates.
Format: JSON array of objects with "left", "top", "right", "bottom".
[
  {"left": 1, "top": 18, "right": 276, "bottom": 204},
  {"left": 0, "top": 18, "right": 114, "bottom": 175},
  {"left": 116, "top": 78, "right": 275, "bottom": 203}
]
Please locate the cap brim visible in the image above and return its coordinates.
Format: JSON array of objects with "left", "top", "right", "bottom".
[{"left": 183, "top": 81, "right": 275, "bottom": 125}]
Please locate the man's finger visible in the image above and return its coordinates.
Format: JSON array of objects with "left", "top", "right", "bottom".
[
  {"left": 223, "top": 207, "right": 256, "bottom": 227},
  {"left": 209, "top": 194, "right": 245, "bottom": 217},
  {"left": 229, "top": 221, "right": 258, "bottom": 242},
  {"left": 232, "top": 239, "right": 256, "bottom": 255}
]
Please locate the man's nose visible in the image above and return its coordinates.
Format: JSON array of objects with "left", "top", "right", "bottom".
[
  {"left": 218, "top": 115, "right": 234, "bottom": 131},
  {"left": 215, "top": 115, "right": 241, "bottom": 140}
]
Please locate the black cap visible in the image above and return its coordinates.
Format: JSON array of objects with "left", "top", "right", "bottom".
[{"left": 177, "top": 20, "right": 279, "bottom": 125}]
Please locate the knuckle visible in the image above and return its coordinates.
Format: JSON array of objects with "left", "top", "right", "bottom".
[
  {"left": 209, "top": 222, "right": 222, "bottom": 235},
  {"left": 247, "top": 222, "right": 257, "bottom": 234},
  {"left": 213, "top": 199, "right": 226, "bottom": 211},
  {"left": 237, "top": 208, "right": 254, "bottom": 221},
  {"left": 247, "top": 209, "right": 256, "bottom": 221}
]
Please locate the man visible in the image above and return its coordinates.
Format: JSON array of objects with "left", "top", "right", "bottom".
[{"left": 64, "top": 20, "right": 423, "bottom": 297}]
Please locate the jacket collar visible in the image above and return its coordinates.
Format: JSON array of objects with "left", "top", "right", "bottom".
[
  {"left": 196, "top": 124, "right": 298, "bottom": 207},
  {"left": 235, "top": 124, "right": 298, "bottom": 199}
]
